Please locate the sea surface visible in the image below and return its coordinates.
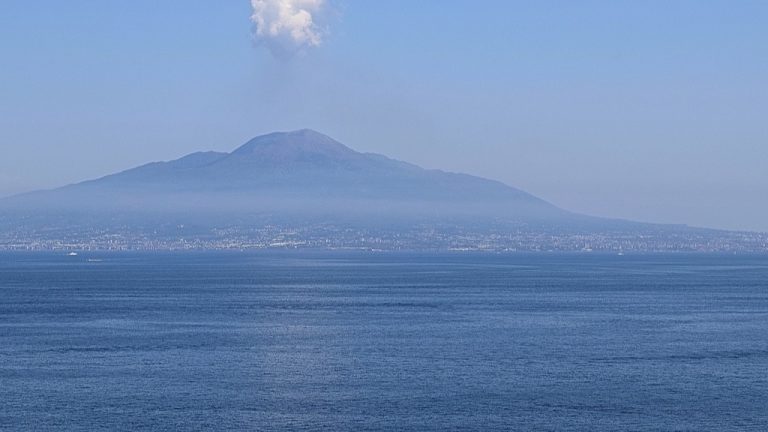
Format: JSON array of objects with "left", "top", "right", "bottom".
[{"left": 1, "top": 252, "right": 767, "bottom": 431}]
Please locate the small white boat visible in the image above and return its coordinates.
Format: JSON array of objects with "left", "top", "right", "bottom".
[{"left": 67, "top": 252, "right": 78, "bottom": 257}]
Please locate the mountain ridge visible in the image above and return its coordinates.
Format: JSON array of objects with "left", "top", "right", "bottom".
[{"left": 8, "top": 129, "right": 557, "bottom": 212}]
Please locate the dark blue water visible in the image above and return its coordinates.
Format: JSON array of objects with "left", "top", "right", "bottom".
[{"left": 1, "top": 252, "right": 767, "bottom": 431}]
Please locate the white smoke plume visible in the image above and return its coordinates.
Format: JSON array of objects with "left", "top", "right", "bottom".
[{"left": 250, "top": 0, "right": 326, "bottom": 58}]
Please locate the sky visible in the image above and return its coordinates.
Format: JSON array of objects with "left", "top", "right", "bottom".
[{"left": 1, "top": 1, "right": 766, "bottom": 231}]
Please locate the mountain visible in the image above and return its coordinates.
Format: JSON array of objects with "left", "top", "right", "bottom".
[
  {"left": 5, "top": 129, "right": 569, "bottom": 221},
  {"left": 2, "top": 130, "right": 766, "bottom": 251}
]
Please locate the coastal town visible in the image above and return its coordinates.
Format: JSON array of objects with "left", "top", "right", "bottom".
[{"left": 2, "top": 222, "right": 766, "bottom": 253}]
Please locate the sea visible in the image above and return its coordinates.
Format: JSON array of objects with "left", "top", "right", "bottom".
[{"left": 1, "top": 251, "right": 767, "bottom": 431}]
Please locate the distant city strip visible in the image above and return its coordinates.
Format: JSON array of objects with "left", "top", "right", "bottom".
[{"left": 1, "top": 223, "right": 766, "bottom": 253}]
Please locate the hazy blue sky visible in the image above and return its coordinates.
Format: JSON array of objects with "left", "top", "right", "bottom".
[{"left": 1, "top": 1, "right": 766, "bottom": 231}]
